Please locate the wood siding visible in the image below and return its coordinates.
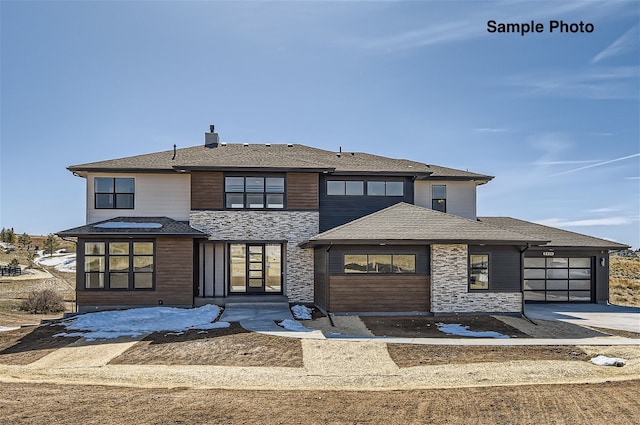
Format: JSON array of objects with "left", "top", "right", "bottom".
[
  {"left": 328, "top": 275, "right": 430, "bottom": 312},
  {"left": 469, "top": 245, "right": 521, "bottom": 291},
  {"left": 76, "top": 237, "right": 194, "bottom": 308},
  {"left": 87, "top": 172, "right": 191, "bottom": 223},
  {"left": 191, "top": 171, "right": 223, "bottom": 210},
  {"left": 314, "top": 248, "right": 328, "bottom": 310},
  {"left": 319, "top": 176, "right": 414, "bottom": 232},
  {"left": 286, "top": 172, "right": 319, "bottom": 210}
]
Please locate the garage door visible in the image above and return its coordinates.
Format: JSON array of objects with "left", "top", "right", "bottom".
[{"left": 524, "top": 257, "right": 593, "bottom": 302}]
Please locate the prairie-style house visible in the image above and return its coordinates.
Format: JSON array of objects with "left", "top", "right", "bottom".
[{"left": 59, "top": 127, "right": 628, "bottom": 313}]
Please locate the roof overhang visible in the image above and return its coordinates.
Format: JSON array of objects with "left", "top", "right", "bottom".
[{"left": 300, "top": 238, "right": 549, "bottom": 249}]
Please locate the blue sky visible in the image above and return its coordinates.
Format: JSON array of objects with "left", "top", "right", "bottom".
[{"left": 1, "top": 1, "right": 638, "bottom": 248}]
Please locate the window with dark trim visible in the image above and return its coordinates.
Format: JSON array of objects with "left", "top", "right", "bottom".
[
  {"left": 225, "top": 176, "right": 285, "bottom": 209},
  {"left": 84, "top": 241, "right": 154, "bottom": 290},
  {"left": 95, "top": 177, "right": 135, "bottom": 209},
  {"left": 469, "top": 254, "right": 489, "bottom": 290},
  {"left": 432, "top": 185, "right": 446, "bottom": 212},
  {"left": 343, "top": 254, "right": 416, "bottom": 274},
  {"left": 327, "top": 180, "right": 403, "bottom": 197}
]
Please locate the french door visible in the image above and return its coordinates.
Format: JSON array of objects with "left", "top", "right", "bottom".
[{"left": 229, "top": 243, "right": 282, "bottom": 294}]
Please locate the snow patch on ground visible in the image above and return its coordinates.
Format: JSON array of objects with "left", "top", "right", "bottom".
[
  {"left": 437, "top": 323, "right": 509, "bottom": 339},
  {"left": 0, "top": 326, "right": 21, "bottom": 332},
  {"left": 35, "top": 253, "right": 77, "bottom": 273},
  {"left": 591, "top": 355, "right": 627, "bottom": 367},
  {"left": 55, "top": 305, "right": 228, "bottom": 341},
  {"left": 278, "top": 319, "right": 312, "bottom": 332},
  {"left": 291, "top": 305, "right": 312, "bottom": 320}
]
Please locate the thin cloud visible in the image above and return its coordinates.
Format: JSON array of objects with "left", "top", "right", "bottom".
[
  {"left": 589, "top": 132, "right": 614, "bottom": 137},
  {"left": 507, "top": 66, "right": 639, "bottom": 100},
  {"left": 534, "top": 159, "right": 601, "bottom": 166},
  {"left": 536, "top": 217, "right": 634, "bottom": 227},
  {"left": 475, "top": 127, "right": 508, "bottom": 133},
  {"left": 347, "top": 1, "right": 617, "bottom": 52},
  {"left": 591, "top": 25, "right": 639, "bottom": 64},
  {"left": 625, "top": 176, "right": 640, "bottom": 180},
  {"left": 552, "top": 153, "right": 640, "bottom": 176},
  {"left": 589, "top": 207, "right": 618, "bottom": 214}
]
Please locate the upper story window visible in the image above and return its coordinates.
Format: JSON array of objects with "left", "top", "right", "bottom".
[
  {"left": 432, "top": 184, "right": 446, "bottom": 212},
  {"left": 327, "top": 180, "right": 403, "bottom": 197},
  {"left": 225, "top": 176, "right": 285, "bottom": 209},
  {"left": 95, "top": 177, "right": 134, "bottom": 209}
]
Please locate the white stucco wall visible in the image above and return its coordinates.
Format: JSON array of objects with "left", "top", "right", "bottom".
[
  {"left": 414, "top": 181, "right": 477, "bottom": 220},
  {"left": 86, "top": 172, "right": 191, "bottom": 224}
]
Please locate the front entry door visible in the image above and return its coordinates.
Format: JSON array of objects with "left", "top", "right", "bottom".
[
  {"left": 229, "top": 243, "right": 282, "bottom": 294},
  {"left": 247, "top": 245, "right": 265, "bottom": 293}
]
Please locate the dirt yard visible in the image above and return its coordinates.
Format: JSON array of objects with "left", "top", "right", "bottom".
[
  {"left": 361, "top": 315, "right": 530, "bottom": 338},
  {"left": 110, "top": 323, "right": 303, "bottom": 367},
  {"left": 0, "top": 380, "right": 639, "bottom": 425}
]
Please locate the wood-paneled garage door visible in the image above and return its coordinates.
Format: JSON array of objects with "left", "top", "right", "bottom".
[{"left": 524, "top": 256, "right": 593, "bottom": 302}]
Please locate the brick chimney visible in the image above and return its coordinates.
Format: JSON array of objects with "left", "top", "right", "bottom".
[{"left": 204, "top": 124, "right": 219, "bottom": 148}]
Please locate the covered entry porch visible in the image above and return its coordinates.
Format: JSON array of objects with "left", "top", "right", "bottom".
[{"left": 195, "top": 241, "right": 286, "bottom": 299}]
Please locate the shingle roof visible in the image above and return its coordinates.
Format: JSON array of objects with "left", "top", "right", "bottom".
[
  {"left": 57, "top": 217, "right": 207, "bottom": 237},
  {"left": 478, "top": 217, "right": 630, "bottom": 250},
  {"left": 67, "top": 143, "right": 492, "bottom": 181},
  {"left": 300, "top": 203, "right": 547, "bottom": 247}
]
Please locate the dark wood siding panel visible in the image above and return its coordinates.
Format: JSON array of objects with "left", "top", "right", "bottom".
[
  {"left": 287, "top": 172, "right": 319, "bottom": 210},
  {"left": 329, "top": 245, "right": 430, "bottom": 275},
  {"left": 469, "top": 245, "right": 521, "bottom": 291},
  {"left": 314, "top": 248, "right": 328, "bottom": 310},
  {"left": 191, "top": 171, "right": 223, "bottom": 209},
  {"left": 76, "top": 237, "right": 194, "bottom": 307},
  {"left": 319, "top": 176, "right": 414, "bottom": 231},
  {"left": 329, "top": 275, "right": 430, "bottom": 312}
]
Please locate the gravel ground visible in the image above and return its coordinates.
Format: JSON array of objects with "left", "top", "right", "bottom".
[{"left": 1, "top": 336, "right": 639, "bottom": 390}]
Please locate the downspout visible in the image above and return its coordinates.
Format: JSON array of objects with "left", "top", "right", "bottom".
[
  {"left": 326, "top": 243, "right": 335, "bottom": 327},
  {"left": 519, "top": 243, "right": 536, "bottom": 324}
]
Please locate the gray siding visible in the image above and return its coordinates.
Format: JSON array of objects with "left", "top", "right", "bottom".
[
  {"left": 319, "top": 176, "right": 414, "bottom": 231},
  {"left": 469, "top": 245, "right": 521, "bottom": 291}
]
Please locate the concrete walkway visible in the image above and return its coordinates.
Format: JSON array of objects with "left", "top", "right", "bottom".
[{"left": 525, "top": 303, "right": 640, "bottom": 333}]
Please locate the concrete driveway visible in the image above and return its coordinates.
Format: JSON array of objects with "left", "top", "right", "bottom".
[{"left": 525, "top": 303, "right": 640, "bottom": 333}]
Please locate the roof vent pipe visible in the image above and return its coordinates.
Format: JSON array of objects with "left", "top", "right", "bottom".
[
  {"left": 205, "top": 124, "right": 219, "bottom": 148},
  {"left": 172, "top": 144, "right": 176, "bottom": 160}
]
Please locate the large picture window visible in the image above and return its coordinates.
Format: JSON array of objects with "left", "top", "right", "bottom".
[
  {"left": 84, "top": 240, "right": 154, "bottom": 290},
  {"left": 225, "top": 176, "right": 285, "bottom": 209},
  {"left": 469, "top": 254, "right": 489, "bottom": 290},
  {"left": 95, "top": 177, "right": 135, "bottom": 209},
  {"left": 343, "top": 254, "right": 416, "bottom": 274}
]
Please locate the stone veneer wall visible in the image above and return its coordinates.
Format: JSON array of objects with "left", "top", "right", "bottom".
[
  {"left": 431, "top": 244, "right": 522, "bottom": 313},
  {"left": 190, "top": 211, "right": 318, "bottom": 302}
]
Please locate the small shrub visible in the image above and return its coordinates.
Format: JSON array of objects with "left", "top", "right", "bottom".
[
  {"left": 9, "top": 258, "right": 19, "bottom": 268},
  {"left": 20, "top": 289, "right": 66, "bottom": 314}
]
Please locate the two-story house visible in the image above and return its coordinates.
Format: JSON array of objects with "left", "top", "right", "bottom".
[{"left": 59, "top": 127, "right": 628, "bottom": 314}]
